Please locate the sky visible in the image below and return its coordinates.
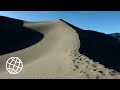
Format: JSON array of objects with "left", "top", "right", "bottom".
[{"left": 0, "top": 11, "right": 120, "bottom": 34}]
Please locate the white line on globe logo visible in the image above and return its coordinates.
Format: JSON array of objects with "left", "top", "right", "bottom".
[{"left": 6, "top": 57, "right": 23, "bottom": 74}]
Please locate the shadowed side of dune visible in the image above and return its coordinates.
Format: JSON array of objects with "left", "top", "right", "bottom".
[
  {"left": 0, "top": 16, "right": 44, "bottom": 55},
  {"left": 60, "top": 19, "right": 120, "bottom": 72}
]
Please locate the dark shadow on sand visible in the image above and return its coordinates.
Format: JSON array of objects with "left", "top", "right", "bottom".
[
  {"left": 0, "top": 16, "right": 44, "bottom": 55},
  {"left": 60, "top": 19, "right": 120, "bottom": 72}
]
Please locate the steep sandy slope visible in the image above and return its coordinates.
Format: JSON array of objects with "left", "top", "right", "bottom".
[
  {"left": 60, "top": 19, "right": 120, "bottom": 71},
  {"left": 59, "top": 19, "right": 120, "bottom": 79},
  {"left": 0, "top": 17, "right": 80, "bottom": 79}
]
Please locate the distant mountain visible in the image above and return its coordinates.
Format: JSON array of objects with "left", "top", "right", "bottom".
[{"left": 108, "top": 33, "right": 120, "bottom": 40}]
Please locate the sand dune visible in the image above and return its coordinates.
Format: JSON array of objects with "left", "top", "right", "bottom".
[{"left": 0, "top": 16, "right": 120, "bottom": 79}]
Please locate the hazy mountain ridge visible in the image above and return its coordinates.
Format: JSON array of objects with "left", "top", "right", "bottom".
[{"left": 108, "top": 33, "right": 120, "bottom": 40}]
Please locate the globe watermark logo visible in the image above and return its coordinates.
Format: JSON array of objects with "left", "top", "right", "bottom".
[{"left": 6, "top": 57, "right": 23, "bottom": 74}]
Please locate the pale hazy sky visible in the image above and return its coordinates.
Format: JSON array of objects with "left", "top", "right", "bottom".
[{"left": 0, "top": 11, "right": 120, "bottom": 34}]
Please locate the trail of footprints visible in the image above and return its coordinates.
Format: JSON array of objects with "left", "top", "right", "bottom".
[{"left": 70, "top": 49, "right": 120, "bottom": 79}]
